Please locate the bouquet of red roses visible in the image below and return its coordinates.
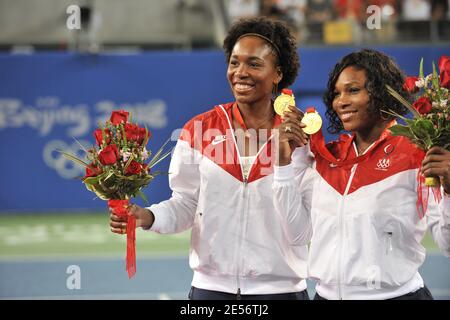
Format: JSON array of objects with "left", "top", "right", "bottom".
[
  {"left": 60, "top": 110, "right": 171, "bottom": 278},
  {"left": 384, "top": 56, "right": 449, "bottom": 218},
  {"left": 386, "top": 55, "right": 450, "bottom": 187}
]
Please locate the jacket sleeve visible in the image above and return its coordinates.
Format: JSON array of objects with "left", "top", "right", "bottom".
[
  {"left": 272, "top": 145, "right": 315, "bottom": 246},
  {"left": 146, "top": 138, "right": 201, "bottom": 234},
  {"left": 426, "top": 192, "right": 450, "bottom": 257}
]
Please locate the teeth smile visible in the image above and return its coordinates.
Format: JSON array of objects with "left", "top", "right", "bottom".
[
  {"left": 235, "top": 83, "right": 253, "bottom": 90},
  {"left": 340, "top": 111, "right": 357, "bottom": 120}
]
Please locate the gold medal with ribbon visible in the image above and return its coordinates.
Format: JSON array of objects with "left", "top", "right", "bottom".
[
  {"left": 274, "top": 88, "right": 295, "bottom": 116},
  {"left": 301, "top": 107, "right": 322, "bottom": 134}
]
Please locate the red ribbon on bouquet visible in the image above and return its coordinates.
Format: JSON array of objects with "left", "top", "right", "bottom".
[{"left": 108, "top": 199, "right": 136, "bottom": 278}]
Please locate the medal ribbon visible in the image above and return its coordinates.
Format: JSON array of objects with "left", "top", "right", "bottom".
[
  {"left": 310, "top": 120, "right": 396, "bottom": 167},
  {"left": 311, "top": 122, "right": 442, "bottom": 219},
  {"left": 232, "top": 103, "right": 248, "bottom": 131}
]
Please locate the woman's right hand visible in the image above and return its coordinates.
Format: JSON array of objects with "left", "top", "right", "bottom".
[
  {"left": 276, "top": 105, "right": 309, "bottom": 166},
  {"left": 110, "top": 204, "right": 155, "bottom": 234}
]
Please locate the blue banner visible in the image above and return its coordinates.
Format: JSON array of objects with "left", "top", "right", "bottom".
[{"left": 1, "top": 45, "right": 449, "bottom": 212}]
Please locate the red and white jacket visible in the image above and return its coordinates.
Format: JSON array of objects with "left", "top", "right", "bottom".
[
  {"left": 273, "top": 127, "right": 450, "bottom": 300},
  {"left": 147, "top": 102, "right": 309, "bottom": 295}
]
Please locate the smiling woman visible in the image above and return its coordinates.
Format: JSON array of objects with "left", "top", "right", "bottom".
[
  {"left": 222, "top": 17, "right": 304, "bottom": 155},
  {"left": 108, "top": 17, "right": 312, "bottom": 300},
  {"left": 274, "top": 49, "right": 450, "bottom": 300},
  {"left": 331, "top": 66, "right": 384, "bottom": 155},
  {"left": 227, "top": 35, "right": 281, "bottom": 110}
]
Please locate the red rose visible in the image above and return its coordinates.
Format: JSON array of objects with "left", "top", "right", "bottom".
[
  {"left": 138, "top": 127, "right": 150, "bottom": 145},
  {"left": 84, "top": 164, "right": 102, "bottom": 178},
  {"left": 98, "top": 144, "right": 119, "bottom": 165},
  {"left": 94, "top": 128, "right": 111, "bottom": 146},
  {"left": 402, "top": 76, "right": 419, "bottom": 93},
  {"left": 439, "top": 56, "right": 450, "bottom": 89},
  {"left": 413, "top": 97, "right": 432, "bottom": 115},
  {"left": 125, "top": 160, "right": 143, "bottom": 175},
  {"left": 441, "top": 72, "right": 450, "bottom": 89},
  {"left": 124, "top": 123, "right": 140, "bottom": 142},
  {"left": 110, "top": 110, "right": 129, "bottom": 125},
  {"left": 438, "top": 55, "right": 450, "bottom": 73}
]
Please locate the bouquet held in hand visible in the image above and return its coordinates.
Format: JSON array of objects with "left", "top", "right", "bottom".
[
  {"left": 60, "top": 110, "right": 171, "bottom": 278},
  {"left": 386, "top": 55, "right": 450, "bottom": 189}
]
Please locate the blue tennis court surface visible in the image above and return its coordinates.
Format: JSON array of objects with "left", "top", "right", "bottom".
[{"left": 1, "top": 253, "right": 448, "bottom": 300}]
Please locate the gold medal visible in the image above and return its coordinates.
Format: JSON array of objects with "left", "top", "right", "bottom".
[
  {"left": 274, "top": 89, "right": 295, "bottom": 116},
  {"left": 301, "top": 107, "right": 322, "bottom": 134}
]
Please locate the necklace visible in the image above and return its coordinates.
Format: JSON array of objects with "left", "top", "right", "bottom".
[
  {"left": 355, "top": 141, "right": 375, "bottom": 155},
  {"left": 232, "top": 104, "right": 274, "bottom": 138}
]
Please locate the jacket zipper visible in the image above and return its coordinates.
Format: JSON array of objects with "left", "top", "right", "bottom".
[
  {"left": 218, "top": 105, "right": 273, "bottom": 299},
  {"left": 236, "top": 178, "right": 248, "bottom": 300},
  {"left": 218, "top": 105, "right": 246, "bottom": 298},
  {"left": 337, "top": 163, "right": 358, "bottom": 300},
  {"left": 236, "top": 144, "right": 275, "bottom": 299},
  {"left": 235, "top": 131, "right": 273, "bottom": 299}
]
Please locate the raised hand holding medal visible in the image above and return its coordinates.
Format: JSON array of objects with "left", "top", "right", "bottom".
[
  {"left": 274, "top": 88, "right": 322, "bottom": 135},
  {"left": 274, "top": 88, "right": 322, "bottom": 165}
]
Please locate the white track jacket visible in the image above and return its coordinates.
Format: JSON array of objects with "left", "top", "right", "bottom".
[
  {"left": 273, "top": 128, "right": 450, "bottom": 300},
  {"left": 147, "top": 103, "right": 309, "bottom": 295}
]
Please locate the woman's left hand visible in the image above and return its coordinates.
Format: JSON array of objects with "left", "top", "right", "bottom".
[{"left": 422, "top": 146, "right": 450, "bottom": 194}]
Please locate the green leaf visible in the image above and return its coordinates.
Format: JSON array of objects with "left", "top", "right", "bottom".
[
  {"left": 123, "top": 153, "right": 134, "bottom": 172},
  {"left": 385, "top": 85, "right": 420, "bottom": 118},
  {"left": 121, "top": 123, "right": 127, "bottom": 147},
  {"left": 57, "top": 150, "right": 90, "bottom": 168},
  {"left": 409, "top": 119, "right": 436, "bottom": 149},
  {"left": 411, "top": 119, "right": 434, "bottom": 138},
  {"left": 143, "top": 126, "right": 149, "bottom": 147},
  {"left": 389, "top": 124, "right": 415, "bottom": 139},
  {"left": 147, "top": 138, "right": 173, "bottom": 168},
  {"left": 149, "top": 150, "right": 172, "bottom": 169},
  {"left": 419, "top": 57, "right": 424, "bottom": 79},
  {"left": 383, "top": 109, "right": 410, "bottom": 122},
  {"left": 432, "top": 62, "right": 440, "bottom": 90},
  {"left": 136, "top": 190, "right": 149, "bottom": 205},
  {"left": 415, "top": 118, "right": 434, "bottom": 133},
  {"left": 72, "top": 136, "right": 90, "bottom": 154},
  {"left": 84, "top": 176, "right": 116, "bottom": 200}
]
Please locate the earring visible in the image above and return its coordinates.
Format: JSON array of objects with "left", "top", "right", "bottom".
[{"left": 380, "top": 108, "right": 391, "bottom": 120}]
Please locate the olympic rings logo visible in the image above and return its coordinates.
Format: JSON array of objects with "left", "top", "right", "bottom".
[
  {"left": 375, "top": 158, "right": 391, "bottom": 171},
  {"left": 43, "top": 139, "right": 91, "bottom": 179}
]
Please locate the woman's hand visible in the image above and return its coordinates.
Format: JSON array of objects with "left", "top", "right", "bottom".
[
  {"left": 422, "top": 146, "right": 450, "bottom": 194},
  {"left": 110, "top": 204, "right": 155, "bottom": 234},
  {"left": 276, "top": 105, "right": 309, "bottom": 166}
]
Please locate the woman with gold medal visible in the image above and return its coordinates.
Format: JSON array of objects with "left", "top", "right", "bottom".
[
  {"left": 109, "top": 17, "right": 311, "bottom": 300},
  {"left": 273, "top": 49, "right": 450, "bottom": 300}
]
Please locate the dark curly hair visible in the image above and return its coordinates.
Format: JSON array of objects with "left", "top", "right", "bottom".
[
  {"left": 323, "top": 49, "right": 410, "bottom": 134},
  {"left": 223, "top": 17, "right": 300, "bottom": 92}
]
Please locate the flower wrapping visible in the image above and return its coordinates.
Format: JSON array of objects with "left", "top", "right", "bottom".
[
  {"left": 108, "top": 199, "right": 136, "bottom": 278},
  {"left": 59, "top": 109, "right": 171, "bottom": 278}
]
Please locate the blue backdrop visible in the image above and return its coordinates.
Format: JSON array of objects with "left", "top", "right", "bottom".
[{"left": 1, "top": 45, "right": 449, "bottom": 212}]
